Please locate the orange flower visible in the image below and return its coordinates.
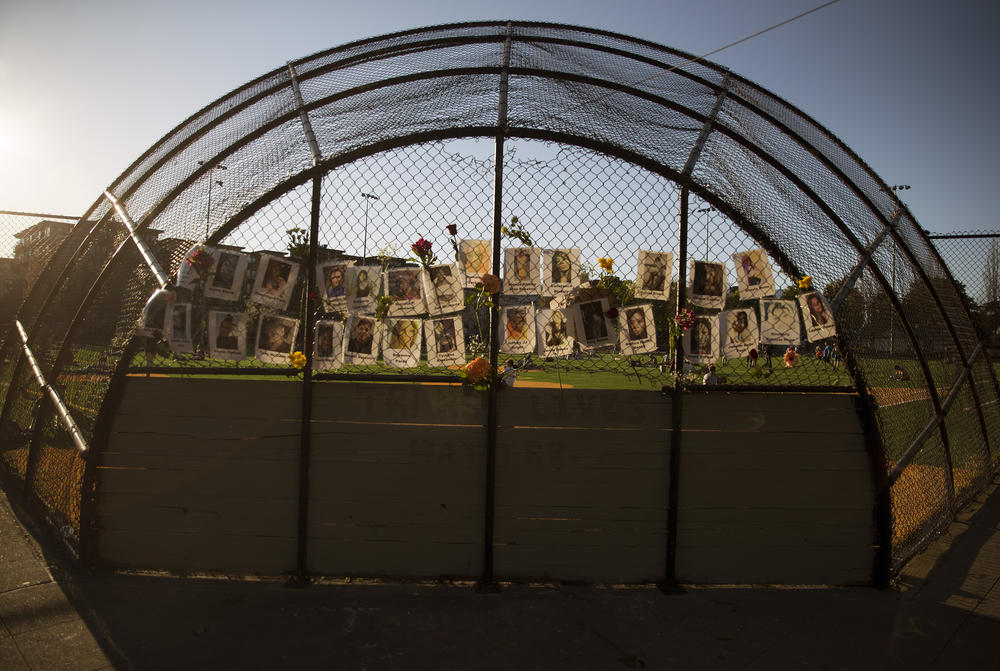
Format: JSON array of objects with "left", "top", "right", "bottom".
[
  {"left": 480, "top": 273, "right": 501, "bottom": 294},
  {"left": 464, "top": 356, "right": 490, "bottom": 383}
]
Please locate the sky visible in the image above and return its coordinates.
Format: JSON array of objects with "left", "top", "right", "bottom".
[{"left": 1, "top": 0, "right": 998, "bottom": 236}]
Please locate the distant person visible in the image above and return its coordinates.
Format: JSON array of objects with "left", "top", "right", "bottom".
[
  {"left": 501, "top": 358, "right": 518, "bottom": 388},
  {"left": 890, "top": 364, "right": 910, "bottom": 381},
  {"left": 703, "top": 363, "right": 718, "bottom": 385}
]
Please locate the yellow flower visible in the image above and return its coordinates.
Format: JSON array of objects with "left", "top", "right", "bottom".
[
  {"left": 797, "top": 275, "right": 813, "bottom": 290},
  {"left": 289, "top": 351, "right": 307, "bottom": 369},
  {"left": 464, "top": 356, "right": 490, "bottom": 383},
  {"left": 598, "top": 257, "right": 614, "bottom": 273}
]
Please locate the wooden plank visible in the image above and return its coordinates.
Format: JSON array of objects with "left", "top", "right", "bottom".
[
  {"left": 308, "top": 538, "right": 480, "bottom": 578},
  {"left": 312, "top": 382, "right": 486, "bottom": 427},
  {"left": 308, "top": 426, "right": 484, "bottom": 465},
  {"left": 678, "top": 519, "right": 873, "bottom": 548},
  {"left": 676, "top": 545, "right": 872, "bottom": 585},
  {"left": 683, "top": 393, "right": 863, "bottom": 434},
  {"left": 110, "top": 415, "right": 300, "bottom": 442},
  {"left": 96, "top": 492, "right": 297, "bottom": 537},
  {"left": 97, "top": 528, "right": 296, "bottom": 574},
  {"left": 95, "top": 456, "right": 298, "bottom": 498},
  {"left": 497, "top": 388, "right": 672, "bottom": 430},
  {"left": 117, "top": 378, "right": 301, "bottom": 420},
  {"left": 494, "top": 543, "right": 664, "bottom": 583}
]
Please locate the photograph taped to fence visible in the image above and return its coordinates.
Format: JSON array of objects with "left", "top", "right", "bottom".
[
  {"left": 572, "top": 297, "right": 614, "bottom": 348},
  {"left": 504, "top": 247, "right": 541, "bottom": 295},
  {"left": 424, "top": 263, "right": 464, "bottom": 315},
  {"left": 759, "top": 299, "right": 800, "bottom": 345},
  {"left": 684, "top": 315, "right": 719, "bottom": 363},
  {"left": 138, "top": 289, "right": 172, "bottom": 338},
  {"left": 344, "top": 315, "right": 378, "bottom": 365},
  {"left": 722, "top": 308, "right": 759, "bottom": 359},
  {"left": 689, "top": 260, "right": 726, "bottom": 310},
  {"left": 250, "top": 254, "right": 299, "bottom": 310},
  {"left": 799, "top": 291, "right": 837, "bottom": 342},
  {"left": 542, "top": 248, "right": 581, "bottom": 296},
  {"left": 460, "top": 239, "right": 491, "bottom": 287},
  {"left": 255, "top": 314, "right": 299, "bottom": 364},
  {"left": 387, "top": 267, "right": 426, "bottom": 316},
  {"left": 316, "top": 260, "right": 352, "bottom": 313},
  {"left": 384, "top": 318, "right": 422, "bottom": 368},
  {"left": 536, "top": 308, "right": 572, "bottom": 357},
  {"left": 313, "top": 320, "right": 345, "bottom": 370},
  {"left": 619, "top": 304, "right": 657, "bottom": 355},
  {"left": 205, "top": 250, "right": 248, "bottom": 301},
  {"left": 500, "top": 304, "right": 536, "bottom": 354},
  {"left": 168, "top": 303, "right": 193, "bottom": 353},
  {"left": 346, "top": 265, "right": 379, "bottom": 314},
  {"left": 732, "top": 248, "right": 774, "bottom": 301},
  {"left": 426, "top": 317, "right": 465, "bottom": 367},
  {"left": 208, "top": 311, "right": 246, "bottom": 360},
  {"left": 634, "top": 250, "right": 673, "bottom": 300}
]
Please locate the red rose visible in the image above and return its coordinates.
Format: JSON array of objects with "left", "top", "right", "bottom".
[{"left": 446, "top": 224, "right": 458, "bottom": 236}]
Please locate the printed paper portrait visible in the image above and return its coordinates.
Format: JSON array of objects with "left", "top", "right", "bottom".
[
  {"left": 346, "top": 265, "right": 380, "bottom": 314},
  {"left": 572, "top": 298, "right": 615, "bottom": 349},
  {"left": 634, "top": 250, "right": 673, "bottom": 301},
  {"left": 387, "top": 267, "right": 426, "bottom": 316},
  {"left": 683, "top": 315, "right": 719, "bottom": 363},
  {"left": 503, "top": 247, "right": 541, "bottom": 295},
  {"left": 535, "top": 308, "right": 573, "bottom": 357},
  {"left": 313, "top": 320, "right": 345, "bottom": 370},
  {"left": 250, "top": 254, "right": 299, "bottom": 310},
  {"left": 168, "top": 303, "right": 193, "bottom": 353},
  {"left": 500, "top": 304, "right": 536, "bottom": 354},
  {"left": 426, "top": 317, "right": 465, "bottom": 367},
  {"left": 722, "top": 308, "right": 759, "bottom": 359},
  {"left": 255, "top": 314, "right": 299, "bottom": 364},
  {"left": 344, "top": 315, "right": 378, "bottom": 365},
  {"left": 759, "top": 299, "right": 800, "bottom": 345},
  {"left": 460, "top": 239, "right": 492, "bottom": 287},
  {"left": 619, "top": 304, "right": 657, "bottom": 355},
  {"left": 689, "top": 260, "right": 726, "bottom": 310},
  {"left": 731, "top": 249, "right": 774, "bottom": 301},
  {"left": 316, "top": 260, "right": 352, "bottom": 313},
  {"left": 424, "top": 264, "right": 464, "bottom": 315},
  {"left": 798, "top": 292, "right": 837, "bottom": 342},
  {"left": 383, "top": 318, "right": 422, "bottom": 368},
  {"left": 542, "top": 248, "right": 581, "bottom": 296},
  {"left": 205, "top": 250, "right": 248, "bottom": 301},
  {"left": 208, "top": 311, "right": 246, "bottom": 360}
]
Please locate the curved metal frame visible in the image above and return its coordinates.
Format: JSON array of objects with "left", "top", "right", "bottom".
[{"left": 3, "top": 21, "right": 994, "bottom": 584}]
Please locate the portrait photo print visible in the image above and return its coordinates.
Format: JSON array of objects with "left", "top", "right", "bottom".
[
  {"left": 426, "top": 317, "right": 465, "bottom": 367},
  {"left": 313, "top": 320, "right": 345, "bottom": 370},
  {"left": 689, "top": 260, "right": 726, "bottom": 310},
  {"left": 618, "top": 304, "right": 656, "bottom": 355},
  {"left": 251, "top": 254, "right": 299, "bottom": 310},
  {"left": 255, "top": 315, "right": 299, "bottom": 364},
  {"left": 634, "top": 250, "right": 673, "bottom": 300},
  {"left": 208, "top": 311, "right": 246, "bottom": 360},
  {"left": 204, "top": 250, "right": 248, "bottom": 301}
]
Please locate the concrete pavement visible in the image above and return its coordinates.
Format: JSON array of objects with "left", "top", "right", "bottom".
[{"left": 2, "top": 476, "right": 998, "bottom": 670}]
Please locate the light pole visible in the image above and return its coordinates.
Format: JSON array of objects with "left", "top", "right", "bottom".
[
  {"left": 361, "top": 192, "right": 379, "bottom": 265},
  {"left": 198, "top": 161, "right": 228, "bottom": 240}
]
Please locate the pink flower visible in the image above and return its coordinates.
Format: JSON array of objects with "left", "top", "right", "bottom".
[
  {"left": 411, "top": 237, "right": 433, "bottom": 256},
  {"left": 446, "top": 224, "right": 458, "bottom": 236},
  {"left": 675, "top": 309, "right": 695, "bottom": 331},
  {"left": 480, "top": 273, "right": 501, "bottom": 294}
]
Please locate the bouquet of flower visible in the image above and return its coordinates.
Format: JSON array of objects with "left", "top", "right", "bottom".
[{"left": 410, "top": 236, "right": 437, "bottom": 268}]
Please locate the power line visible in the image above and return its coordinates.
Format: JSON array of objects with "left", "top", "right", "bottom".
[{"left": 550, "top": 0, "right": 841, "bottom": 120}]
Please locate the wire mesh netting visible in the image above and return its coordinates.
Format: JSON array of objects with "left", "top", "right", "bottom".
[{"left": 0, "top": 22, "right": 995, "bottom": 575}]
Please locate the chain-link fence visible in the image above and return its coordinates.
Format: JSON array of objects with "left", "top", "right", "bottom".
[
  {"left": 0, "top": 22, "right": 996, "bottom": 580},
  {"left": 927, "top": 231, "right": 1000, "bottom": 348}
]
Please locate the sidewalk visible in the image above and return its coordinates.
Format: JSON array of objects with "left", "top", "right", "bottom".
[{"left": 1, "top": 476, "right": 998, "bottom": 670}]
